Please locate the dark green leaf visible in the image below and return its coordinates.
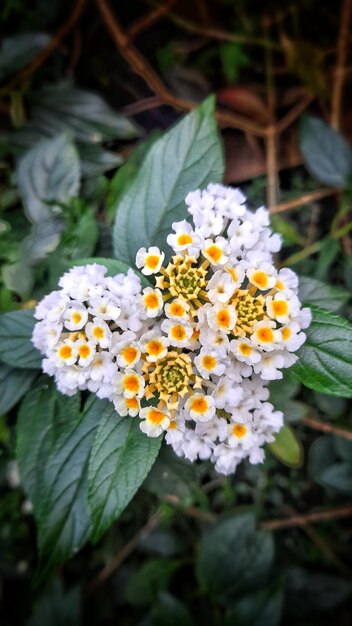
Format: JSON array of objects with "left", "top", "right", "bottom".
[
  {"left": 88, "top": 409, "right": 162, "bottom": 542},
  {"left": 320, "top": 463, "right": 352, "bottom": 494},
  {"left": 308, "top": 436, "right": 337, "bottom": 485},
  {"left": 16, "top": 380, "right": 104, "bottom": 578},
  {"left": 196, "top": 513, "right": 274, "bottom": 603},
  {"left": 268, "top": 425, "right": 303, "bottom": 468},
  {"left": 152, "top": 591, "right": 195, "bottom": 626},
  {"left": 27, "top": 578, "right": 81, "bottom": 626},
  {"left": 225, "top": 582, "right": 284, "bottom": 626},
  {"left": 144, "top": 445, "right": 199, "bottom": 500},
  {"left": 0, "top": 364, "right": 37, "bottom": 414},
  {"left": 77, "top": 143, "right": 123, "bottom": 178},
  {"left": 28, "top": 82, "right": 139, "bottom": 143},
  {"left": 0, "top": 309, "right": 41, "bottom": 369},
  {"left": 0, "top": 33, "right": 50, "bottom": 81},
  {"left": 108, "top": 131, "right": 162, "bottom": 219},
  {"left": 292, "top": 306, "right": 352, "bottom": 398},
  {"left": 298, "top": 276, "right": 350, "bottom": 312},
  {"left": 16, "top": 133, "right": 80, "bottom": 223},
  {"left": 333, "top": 436, "right": 352, "bottom": 462},
  {"left": 113, "top": 96, "right": 224, "bottom": 265},
  {"left": 124, "top": 560, "right": 176, "bottom": 607},
  {"left": 300, "top": 116, "right": 352, "bottom": 188},
  {"left": 285, "top": 567, "right": 352, "bottom": 616}
]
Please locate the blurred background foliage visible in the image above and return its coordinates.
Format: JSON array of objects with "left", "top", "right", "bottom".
[{"left": 0, "top": 0, "right": 352, "bottom": 624}]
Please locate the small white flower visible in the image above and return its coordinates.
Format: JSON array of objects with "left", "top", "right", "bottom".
[
  {"left": 185, "top": 393, "right": 216, "bottom": 422},
  {"left": 140, "top": 330, "right": 169, "bottom": 362},
  {"left": 87, "top": 295, "right": 121, "bottom": 321},
  {"left": 113, "top": 371, "right": 145, "bottom": 398},
  {"left": 160, "top": 319, "right": 193, "bottom": 348},
  {"left": 194, "top": 348, "right": 226, "bottom": 379},
  {"left": 136, "top": 246, "right": 164, "bottom": 275},
  {"left": 63, "top": 302, "right": 88, "bottom": 331},
  {"left": 139, "top": 407, "right": 170, "bottom": 437},
  {"left": 166, "top": 220, "right": 203, "bottom": 256},
  {"left": 165, "top": 297, "right": 190, "bottom": 321},
  {"left": 113, "top": 395, "right": 140, "bottom": 417},
  {"left": 75, "top": 338, "right": 96, "bottom": 367},
  {"left": 207, "top": 270, "right": 236, "bottom": 303},
  {"left": 251, "top": 320, "right": 282, "bottom": 351},
  {"left": 247, "top": 264, "right": 277, "bottom": 291},
  {"left": 253, "top": 352, "right": 285, "bottom": 380},
  {"left": 86, "top": 318, "right": 111, "bottom": 349},
  {"left": 139, "top": 287, "right": 164, "bottom": 318},
  {"left": 207, "top": 302, "right": 237, "bottom": 334},
  {"left": 203, "top": 237, "right": 230, "bottom": 266},
  {"left": 230, "top": 338, "right": 261, "bottom": 365}
]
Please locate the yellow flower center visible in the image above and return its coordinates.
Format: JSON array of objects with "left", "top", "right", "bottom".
[
  {"left": 146, "top": 255, "right": 160, "bottom": 270},
  {"left": 93, "top": 326, "right": 104, "bottom": 339},
  {"left": 232, "top": 424, "right": 247, "bottom": 438},
  {"left": 177, "top": 234, "right": 193, "bottom": 246},
  {"left": 144, "top": 293, "right": 159, "bottom": 309},
  {"left": 59, "top": 345, "right": 73, "bottom": 359},
  {"left": 122, "top": 346, "right": 139, "bottom": 364},
  {"left": 202, "top": 355, "right": 217, "bottom": 370}
]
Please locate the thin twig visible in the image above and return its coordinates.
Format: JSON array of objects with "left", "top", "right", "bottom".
[
  {"left": 270, "top": 187, "right": 338, "bottom": 214},
  {"left": 164, "top": 8, "right": 281, "bottom": 50},
  {"left": 264, "top": 17, "right": 279, "bottom": 209},
  {"left": 0, "top": 0, "right": 86, "bottom": 96},
  {"left": 122, "top": 95, "right": 163, "bottom": 115},
  {"left": 282, "top": 505, "right": 352, "bottom": 576},
  {"left": 163, "top": 494, "right": 217, "bottom": 523},
  {"left": 331, "top": 0, "right": 352, "bottom": 130},
  {"left": 85, "top": 512, "right": 162, "bottom": 595},
  {"left": 95, "top": 0, "right": 267, "bottom": 136},
  {"left": 126, "top": 0, "right": 176, "bottom": 42},
  {"left": 303, "top": 416, "right": 352, "bottom": 441},
  {"left": 261, "top": 505, "right": 352, "bottom": 530},
  {"left": 275, "top": 92, "right": 315, "bottom": 134}
]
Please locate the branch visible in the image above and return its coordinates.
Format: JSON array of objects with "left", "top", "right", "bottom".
[
  {"left": 331, "top": 0, "right": 352, "bottom": 130},
  {"left": 303, "top": 416, "right": 352, "bottom": 441},
  {"left": 0, "top": 0, "right": 86, "bottom": 96},
  {"left": 85, "top": 512, "right": 162, "bottom": 595},
  {"left": 261, "top": 505, "right": 352, "bottom": 530},
  {"left": 95, "top": 0, "right": 266, "bottom": 136},
  {"left": 126, "top": 0, "right": 176, "bottom": 42},
  {"left": 270, "top": 187, "right": 338, "bottom": 214}
]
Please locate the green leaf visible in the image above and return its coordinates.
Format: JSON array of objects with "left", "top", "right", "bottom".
[
  {"left": 298, "top": 276, "right": 350, "bottom": 312},
  {"left": 0, "top": 309, "right": 41, "bottom": 369},
  {"left": 113, "top": 96, "right": 224, "bottom": 265},
  {"left": 144, "top": 444, "right": 200, "bottom": 500},
  {"left": 286, "top": 567, "right": 352, "bottom": 616},
  {"left": 225, "top": 582, "right": 284, "bottom": 626},
  {"left": 308, "top": 436, "right": 337, "bottom": 485},
  {"left": 88, "top": 408, "right": 162, "bottom": 543},
  {"left": 16, "top": 380, "right": 104, "bottom": 578},
  {"left": 124, "top": 560, "right": 177, "bottom": 607},
  {"left": 0, "top": 364, "right": 37, "bottom": 414},
  {"left": 28, "top": 82, "right": 140, "bottom": 144},
  {"left": 0, "top": 33, "right": 50, "bottom": 81},
  {"left": 27, "top": 578, "right": 82, "bottom": 626},
  {"left": 320, "top": 463, "right": 352, "bottom": 494},
  {"left": 268, "top": 425, "right": 303, "bottom": 468},
  {"left": 152, "top": 591, "right": 195, "bottom": 626},
  {"left": 77, "top": 143, "right": 123, "bottom": 179},
  {"left": 300, "top": 116, "right": 352, "bottom": 188},
  {"left": 196, "top": 513, "right": 274, "bottom": 604},
  {"left": 16, "top": 133, "right": 80, "bottom": 223},
  {"left": 107, "top": 130, "right": 162, "bottom": 221},
  {"left": 292, "top": 306, "right": 352, "bottom": 398}
]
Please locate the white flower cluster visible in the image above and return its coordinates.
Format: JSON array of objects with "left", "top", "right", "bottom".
[{"left": 32, "top": 183, "right": 311, "bottom": 475}]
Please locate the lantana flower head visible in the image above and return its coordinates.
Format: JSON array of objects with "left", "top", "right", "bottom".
[{"left": 32, "top": 184, "right": 311, "bottom": 475}]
